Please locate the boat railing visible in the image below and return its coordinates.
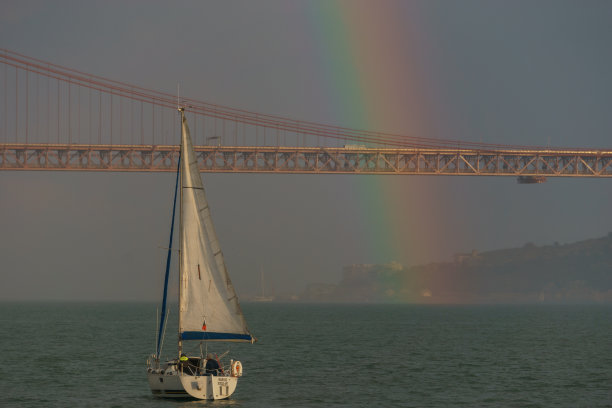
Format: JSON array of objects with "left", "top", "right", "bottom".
[
  {"left": 146, "top": 354, "right": 159, "bottom": 370},
  {"left": 146, "top": 354, "right": 231, "bottom": 377}
]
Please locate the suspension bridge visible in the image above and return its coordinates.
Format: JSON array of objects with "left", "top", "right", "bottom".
[{"left": 1, "top": 49, "right": 611, "bottom": 178}]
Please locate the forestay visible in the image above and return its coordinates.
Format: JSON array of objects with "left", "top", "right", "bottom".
[{"left": 179, "top": 113, "right": 254, "bottom": 343}]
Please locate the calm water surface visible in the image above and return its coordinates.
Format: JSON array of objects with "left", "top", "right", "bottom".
[{"left": 1, "top": 302, "right": 610, "bottom": 407}]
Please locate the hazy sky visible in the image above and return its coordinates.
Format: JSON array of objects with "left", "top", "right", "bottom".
[{"left": 1, "top": 0, "right": 611, "bottom": 301}]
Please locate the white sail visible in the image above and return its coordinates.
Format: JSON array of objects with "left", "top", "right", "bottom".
[{"left": 178, "top": 112, "right": 254, "bottom": 343}]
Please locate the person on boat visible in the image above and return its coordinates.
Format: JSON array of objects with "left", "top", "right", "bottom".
[{"left": 205, "top": 353, "right": 221, "bottom": 376}]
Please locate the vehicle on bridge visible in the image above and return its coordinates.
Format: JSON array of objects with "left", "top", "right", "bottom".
[{"left": 517, "top": 176, "right": 547, "bottom": 184}]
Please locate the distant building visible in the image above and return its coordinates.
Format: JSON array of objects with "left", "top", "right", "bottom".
[
  {"left": 454, "top": 249, "right": 479, "bottom": 263},
  {"left": 342, "top": 264, "right": 375, "bottom": 283}
]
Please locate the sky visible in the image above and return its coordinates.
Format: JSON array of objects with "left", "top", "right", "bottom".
[{"left": 1, "top": 0, "right": 611, "bottom": 301}]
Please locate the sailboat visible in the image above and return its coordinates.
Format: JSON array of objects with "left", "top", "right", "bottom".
[
  {"left": 254, "top": 266, "right": 275, "bottom": 302},
  {"left": 146, "top": 108, "right": 255, "bottom": 400}
]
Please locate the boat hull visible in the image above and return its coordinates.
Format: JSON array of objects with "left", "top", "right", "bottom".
[{"left": 147, "top": 370, "right": 238, "bottom": 400}]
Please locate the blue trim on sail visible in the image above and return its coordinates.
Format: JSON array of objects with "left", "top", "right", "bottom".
[
  {"left": 181, "top": 331, "right": 254, "bottom": 342},
  {"left": 156, "top": 154, "right": 181, "bottom": 358}
]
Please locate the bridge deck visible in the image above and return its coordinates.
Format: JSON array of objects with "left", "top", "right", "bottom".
[{"left": 1, "top": 143, "right": 612, "bottom": 177}]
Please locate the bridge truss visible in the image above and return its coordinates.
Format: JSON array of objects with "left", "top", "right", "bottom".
[{"left": 1, "top": 143, "right": 611, "bottom": 177}]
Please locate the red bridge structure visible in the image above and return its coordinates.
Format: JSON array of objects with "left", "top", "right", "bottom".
[{"left": 1, "top": 49, "right": 611, "bottom": 178}]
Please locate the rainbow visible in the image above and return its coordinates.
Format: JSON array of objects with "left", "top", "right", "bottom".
[{"left": 303, "top": 2, "right": 451, "bottom": 302}]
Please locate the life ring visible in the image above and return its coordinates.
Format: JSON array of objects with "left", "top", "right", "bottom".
[{"left": 231, "top": 360, "right": 243, "bottom": 377}]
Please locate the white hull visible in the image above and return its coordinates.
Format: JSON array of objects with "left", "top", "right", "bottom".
[{"left": 147, "top": 369, "right": 238, "bottom": 400}]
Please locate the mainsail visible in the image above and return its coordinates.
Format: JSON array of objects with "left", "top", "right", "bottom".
[{"left": 178, "top": 112, "right": 254, "bottom": 343}]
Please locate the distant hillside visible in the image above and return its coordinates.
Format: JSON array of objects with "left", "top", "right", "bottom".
[{"left": 301, "top": 233, "right": 612, "bottom": 303}]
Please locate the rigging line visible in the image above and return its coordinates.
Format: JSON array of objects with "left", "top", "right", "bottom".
[
  {"left": 159, "top": 306, "right": 170, "bottom": 359},
  {"left": 155, "top": 306, "right": 158, "bottom": 356},
  {"left": 156, "top": 152, "right": 181, "bottom": 358},
  {"left": 157, "top": 245, "right": 179, "bottom": 251}
]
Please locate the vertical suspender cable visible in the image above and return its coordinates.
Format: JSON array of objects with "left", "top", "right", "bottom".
[
  {"left": 25, "top": 69, "right": 28, "bottom": 144},
  {"left": 36, "top": 70, "right": 39, "bottom": 143},
  {"left": 120, "top": 93, "right": 122, "bottom": 145},
  {"left": 110, "top": 90, "right": 113, "bottom": 145},
  {"left": 98, "top": 91, "right": 101, "bottom": 144},
  {"left": 15, "top": 69, "right": 18, "bottom": 142},
  {"left": 77, "top": 80, "right": 80, "bottom": 144},
  {"left": 57, "top": 78, "right": 59, "bottom": 143},
  {"left": 89, "top": 76, "right": 92, "bottom": 144},
  {"left": 47, "top": 65, "right": 49, "bottom": 143},
  {"left": 4, "top": 54, "right": 7, "bottom": 142},
  {"left": 130, "top": 87, "right": 133, "bottom": 145},
  {"left": 140, "top": 101, "right": 143, "bottom": 145},
  {"left": 68, "top": 77, "right": 70, "bottom": 144}
]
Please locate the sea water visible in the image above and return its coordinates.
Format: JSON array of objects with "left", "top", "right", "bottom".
[{"left": 0, "top": 302, "right": 610, "bottom": 407}]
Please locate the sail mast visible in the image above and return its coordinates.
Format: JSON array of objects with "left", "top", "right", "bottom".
[
  {"left": 178, "top": 107, "right": 185, "bottom": 357},
  {"left": 260, "top": 265, "right": 265, "bottom": 297}
]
